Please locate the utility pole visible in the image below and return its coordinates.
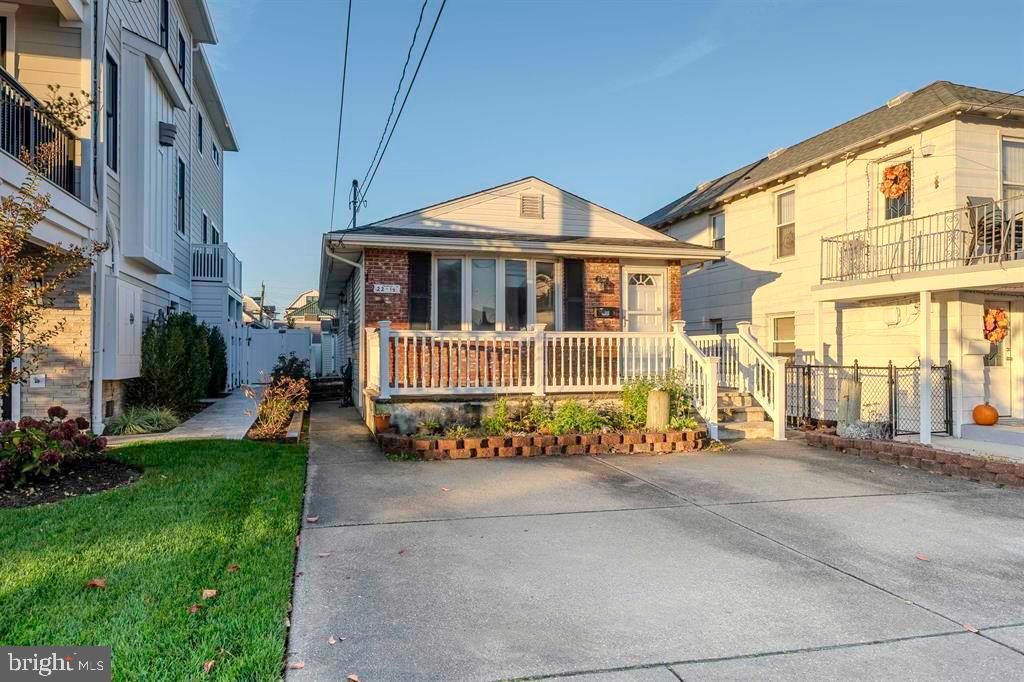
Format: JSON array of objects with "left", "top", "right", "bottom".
[
  {"left": 259, "top": 280, "right": 267, "bottom": 326},
  {"left": 349, "top": 179, "right": 366, "bottom": 229}
]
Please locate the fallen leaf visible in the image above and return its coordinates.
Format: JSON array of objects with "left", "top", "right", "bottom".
[
  {"left": 284, "top": 616, "right": 291, "bottom": 627},
  {"left": 915, "top": 554, "right": 930, "bottom": 562},
  {"left": 201, "top": 589, "right": 218, "bottom": 600},
  {"left": 203, "top": 660, "right": 215, "bottom": 674},
  {"left": 227, "top": 564, "right": 240, "bottom": 573},
  {"left": 296, "top": 571, "right": 304, "bottom": 577},
  {"left": 85, "top": 577, "right": 107, "bottom": 589},
  {"left": 306, "top": 516, "right": 319, "bottom": 523},
  {"left": 440, "top": 487, "right": 450, "bottom": 492},
  {"left": 187, "top": 604, "right": 203, "bottom": 614},
  {"left": 328, "top": 635, "right": 337, "bottom": 645},
  {"left": 317, "top": 552, "right": 332, "bottom": 559},
  {"left": 964, "top": 623, "right": 979, "bottom": 633},
  {"left": 398, "top": 548, "right": 407, "bottom": 556},
  {"left": 295, "top": 535, "right": 301, "bottom": 548},
  {"left": 347, "top": 675, "right": 359, "bottom": 682},
  {"left": 287, "top": 661, "right": 305, "bottom": 670}
]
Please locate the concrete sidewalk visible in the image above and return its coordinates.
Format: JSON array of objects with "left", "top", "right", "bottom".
[
  {"left": 106, "top": 388, "right": 261, "bottom": 445},
  {"left": 287, "top": 403, "right": 1024, "bottom": 681}
]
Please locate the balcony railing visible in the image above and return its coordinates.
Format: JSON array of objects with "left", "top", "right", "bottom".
[
  {"left": 0, "top": 67, "right": 78, "bottom": 196},
  {"left": 192, "top": 242, "right": 242, "bottom": 292},
  {"left": 820, "top": 196, "right": 1024, "bottom": 283}
]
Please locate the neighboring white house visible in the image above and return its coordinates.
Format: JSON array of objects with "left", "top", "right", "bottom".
[
  {"left": 642, "top": 81, "right": 1024, "bottom": 445},
  {"left": 0, "top": 1, "right": 242, "bottom": 427}
]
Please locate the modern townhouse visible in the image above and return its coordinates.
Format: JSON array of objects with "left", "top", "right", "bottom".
[
  {"left": 643, "top": 81, "right": 1024, "bottom": 446},
  {"left": 0, "top": 0, "right": 241, "bottom": 428}
]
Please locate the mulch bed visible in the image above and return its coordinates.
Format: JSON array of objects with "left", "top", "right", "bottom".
[{"left": 0, "top": 458, "right": 141, "bottom": 509}]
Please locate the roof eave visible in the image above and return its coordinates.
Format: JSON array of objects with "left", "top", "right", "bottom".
[
  {"left": 181, "top": 0, "right": 218, "bottom": 44},
  {"left": 194, "top": 47, "right": 238, "bottom": 151}
]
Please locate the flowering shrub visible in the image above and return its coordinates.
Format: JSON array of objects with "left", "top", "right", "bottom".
[
  {"left": 0, "top": 406, "right": 107, "bottom": 487},
  {"left": 248, "top": 377, "right": 309, "bottom": 440}
]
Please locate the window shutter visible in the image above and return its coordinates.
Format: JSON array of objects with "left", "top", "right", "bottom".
[
  {"left": 564, "top": 259, "right": 585, "bottom": 331},
  {"left": 408, "top": 252, "right": 431, "bottom": 329}
]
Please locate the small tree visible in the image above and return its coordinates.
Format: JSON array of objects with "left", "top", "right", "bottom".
[
  {"left": 207, "top": 326, "right": 228, "bottom": 397},
  {"left": 0, "top": 145, "right": 105, "bottom": 395}
]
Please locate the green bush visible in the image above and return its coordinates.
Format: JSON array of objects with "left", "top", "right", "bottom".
[
  {"left": 272, "top": 353, "right": 310, "bottom": 382},
  {"left": 621, "top": 371, "right": 694, "bottom": 429},
  {"left": 105, "top": 407, "right": 181, "bottom": 436},
  {"left": 542, "top": 400, "right": 609, "bottom": 435},
  {"left": 480, "top": 398, "right": 512, "bottom": 436},
  {"left": 207, "top": 326, "right": 228, "bottom": 397},
  {"left": 127, "top": 313, "right": 212, "bottom": 415}
]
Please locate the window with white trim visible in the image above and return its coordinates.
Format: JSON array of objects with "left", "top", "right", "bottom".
[
  {"left": 1003, "top": 139, "right": 1024, "bottom": 200},
  {"left": 432, "top": 255, "right": 560, "bottom": 331},
  {"left": 710, "top": 212, "right": 725, "bottom": 250},
  {"left": 775, "top": 190, "right": 795, "bottom": 258},
  {"left": 883, "top": 161, "right": 912, "bottom": 220},
  {"left": 771, "top": 315, "right": 795, "bottom": 358}
]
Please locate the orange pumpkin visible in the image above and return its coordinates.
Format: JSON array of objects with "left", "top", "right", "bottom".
[{"left": 972, "top": 403, "right": 999, "bottom": 426}]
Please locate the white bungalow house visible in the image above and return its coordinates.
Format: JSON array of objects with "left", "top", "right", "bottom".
[
  {"left": 318, "top": 177, "right": 794, "bottom": 439},
  {"left": 642, "top": 81, "right": 1024, "bottom": 447}
]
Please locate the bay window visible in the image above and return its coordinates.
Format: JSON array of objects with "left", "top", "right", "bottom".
[{"left": 429, "top": 255, "right": 560, "bottom": 330}]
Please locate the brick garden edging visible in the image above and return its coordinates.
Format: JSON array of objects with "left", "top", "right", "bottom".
[
  {"left": 378, "top": 429, "right": 709, "bottom": 460},
  {"left": 804, "top": 431, "right": 1024, "bottom": 488}
]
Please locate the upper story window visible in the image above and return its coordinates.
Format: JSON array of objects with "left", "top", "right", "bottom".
[
  {"left": 160, "top": 0, "right": 169, "bottom": 48},
  {"left": 882, "top": 161, "right": 912, "bottom": 220},
  {"left": 197, "top": 112, "right": 204, "bottom": 154},
  {"left": 710, "top": 212, "right": 725, "bottom": 250},
  {"left": 202, "top": 213, "right": 209, "bottom": 243},
  {"left": 177, "top": 32, "right": 187, "bottom": 82},
  {"left": 1003, "top": 139, "right": 1024, "bottom": 199},
  {"left": 775, "top": 189, "right": 795, "bottom": 258},
  {"left": 176, "top": 158, "right": 186, "bottom": 234},
  {"left": 212, "top": 143, "right": 220, "bottom": 166},
  {"left": 105, "top": 54, "right": 119, "bottom": 172}
]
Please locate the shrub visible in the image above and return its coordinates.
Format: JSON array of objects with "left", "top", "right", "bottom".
[
  {"left": 272, "top": 353, "right": 310, "bottom": 382},
  {"left": 480, "top": 398, "right": 512, "bottom": 435},
  {"left": 128, "top": 313, "right": 212, "bottom": 415},
  {"left": 542, "top": 400, "right": 609, "bottom": 436},
  {"left": 105, "top": 407, "right": 181, "bottom": 436},
  {"left": 621, "top": 371, "right": 694, "bottom": 429},
  {"left": 443, "top": 424, "right": 471, "bottom": 440},
  {"left": 207, "top": 326, "right": 228, "bottom": 397},
  {"left": 0, "top": 407, "right": 106, "bottom": 487},
  {"left": 249, "top": 377, "right": 309, "bottom": 440}
]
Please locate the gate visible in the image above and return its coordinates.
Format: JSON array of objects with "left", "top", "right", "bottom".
[
  {"left": 786, "top": 361, "right": 952, "bottom": 438},
  {"left": 245, "top": 328, "right": 314, "bottom": 384}
]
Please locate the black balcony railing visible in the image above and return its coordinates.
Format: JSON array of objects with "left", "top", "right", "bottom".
[
  {"left": 820, "top": 196, "right": 1024, "bottom": 283},
  {"left": 0, "top": 67, "right": 78, "bottom": 196}
]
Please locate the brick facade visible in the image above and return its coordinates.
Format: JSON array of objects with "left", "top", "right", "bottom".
[
  {"left": 361, "top": 248, "right": 685, "bottom": 333},
  {"left": 21, "top": 268, "right": 92, "bottom": 420},
  {"left": 363, "top": 248, "right": 411, "bottom": 329}
]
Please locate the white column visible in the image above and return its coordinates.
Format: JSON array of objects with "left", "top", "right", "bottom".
[
  {"left": 532, "top": 323, "right": 547, "bottom": 396},
  {"left": 919, "top": 291, "right": 932, "bottom": 445},
  {"left": 377, "top": 320, "right": 392, "bottom": 400},
  {"left": 815, "top": 301, "right": 825, "bottom": 364}
]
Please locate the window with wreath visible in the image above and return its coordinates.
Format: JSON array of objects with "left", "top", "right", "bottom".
[{"left": 882, "top": 161, "right": 912, "bottom": 220}]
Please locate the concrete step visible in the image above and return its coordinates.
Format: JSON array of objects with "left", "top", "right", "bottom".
[
  {"left": 718, "top": 420, "right": 776, "bottom": 440},
  {"left": 718, "top": 392, "right": 756, "bottom": 408},
  {"left": 719, "top": 405, "right": 767, "bottom": 423}
]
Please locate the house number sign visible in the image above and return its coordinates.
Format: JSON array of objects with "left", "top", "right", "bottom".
[{"left": 374, "top": 284, "right": 401, "bottom": 294}]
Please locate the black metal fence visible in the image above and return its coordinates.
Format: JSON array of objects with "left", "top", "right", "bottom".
[
  {"left": 786, "top": 361, "right": 952, "bottom": 438},
  {"left": 0, "top": 66, "right": 78, "bottom": 196}
]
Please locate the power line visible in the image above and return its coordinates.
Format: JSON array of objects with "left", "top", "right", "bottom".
[
  {"left": 359, "top": 0, "right": 430, "bottom": 192},
  {"left": 328, "top": 0, "right": 353, "bottom": 230},
  {"left": 359, "top": 0, "right": 447, "bottom": 206}
]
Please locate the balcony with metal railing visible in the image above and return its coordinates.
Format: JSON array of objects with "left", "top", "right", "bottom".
[
  {"left": 192, "top": 242, "right": 242, "bottom": 293},
  {"left": 0, "top": 67, "right": 79, "bottom": 197},
  {"left": 820, "top": 196, "right": 1024, "bottom": 284}
]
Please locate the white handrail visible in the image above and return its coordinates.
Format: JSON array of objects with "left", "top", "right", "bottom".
[
  {"left": 736, "top": 322, "right": 786, "bottom": 440},
  {"left": 672, "top": 321, "right": 719, "bottom": 440}
]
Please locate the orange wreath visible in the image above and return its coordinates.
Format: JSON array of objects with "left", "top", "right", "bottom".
[{"left": 880, "top": 163, "right": 911, "bottom": 199}]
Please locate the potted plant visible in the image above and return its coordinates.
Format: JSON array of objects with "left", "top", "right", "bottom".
[{"left": 373, "top": 403, "right": 392, "bottom": 433}]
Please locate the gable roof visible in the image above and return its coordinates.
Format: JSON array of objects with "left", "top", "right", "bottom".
[
  {"left": 345, "top": 176, "right": 677, "bottom": 242},
  {"left": 641, "top": 81, "right": 1024, "bottom": 228}
]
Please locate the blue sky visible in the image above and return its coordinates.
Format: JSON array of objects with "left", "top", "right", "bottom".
[{"left": 207, "top": 0, "right": 1024, "bottom": 310}]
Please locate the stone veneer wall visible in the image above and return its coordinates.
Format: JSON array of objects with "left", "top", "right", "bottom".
[{"left": 21, "top": 268, "right": 92, "bottom": 419}]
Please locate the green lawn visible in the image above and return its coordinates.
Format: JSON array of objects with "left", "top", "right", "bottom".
[{"left": 0, "top": 439, "right": 307, "bottom": 680}]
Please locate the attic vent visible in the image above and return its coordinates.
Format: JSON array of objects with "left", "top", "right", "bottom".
[
  {"left": 886, "top": 91, "right": 913, "bottom": 108},
  {"left": 520, "top": 194, "right": 543, "bottom": 219},
  {"left": 767, "top": 147, "right": 787, "bottom": 159}
]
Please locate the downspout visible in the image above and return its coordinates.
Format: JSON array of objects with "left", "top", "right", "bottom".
[{"left": 90, "top": 0, "right": 109, "bottom": 431}]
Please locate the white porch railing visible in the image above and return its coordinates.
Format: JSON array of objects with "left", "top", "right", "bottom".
[
  {"left": 366, "top": 320, "right": 723, "bottom": 440},
  {"left": 192, "top": 243, "right": 242, "bottom": 293}
]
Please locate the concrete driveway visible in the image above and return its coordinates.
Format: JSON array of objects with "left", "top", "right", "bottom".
[{"left": 287, "top": 403, "right": 1024, "bottom": 681}]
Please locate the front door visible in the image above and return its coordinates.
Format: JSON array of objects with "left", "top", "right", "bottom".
[
  {"left": 983, "top": 299, "right": 1013, "bottom": 415},
  {"left": 625, "top": 271, "right": 665, "bottom": 332}
]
